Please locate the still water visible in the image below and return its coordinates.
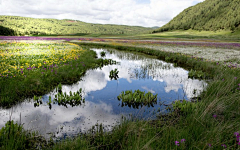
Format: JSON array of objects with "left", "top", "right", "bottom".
[{"left": 0, "top": 48, "right": 207, "bottom": 139}]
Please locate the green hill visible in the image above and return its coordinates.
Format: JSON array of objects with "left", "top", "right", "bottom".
[
  {"left": 154, "top": 0, "right": 240, "bottom": 33},
  {"left": 0, "top": 15, "right": 153, "bottom": 36}
]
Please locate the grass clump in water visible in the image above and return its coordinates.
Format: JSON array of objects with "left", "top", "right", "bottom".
[{"left": 117, "top": 89, "right": 158, "bottom": 108}]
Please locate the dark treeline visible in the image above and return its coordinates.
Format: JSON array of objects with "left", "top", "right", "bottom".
[
  {"left": 0, "top": 15, "right": 153, "bottom": 36},
  {"left": 0, "top": 25, "right": 16, "bottom": 35},
  {"left": 154, "top": 0, "right": 240, "bottom": 33}
]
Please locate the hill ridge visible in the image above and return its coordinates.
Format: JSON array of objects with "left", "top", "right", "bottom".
[
  {"left": 0, "top": 15, "right": 153, "bottom": 36},
  {"left": 154, "top": 0, "right": 240, "bottom": 33}
]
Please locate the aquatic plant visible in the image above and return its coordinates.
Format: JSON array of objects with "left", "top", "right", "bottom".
[
  {"left": 100, "top": 51, "right": 106, "bottom": 57},
  {"left": 33, "top": 95, "right": 43, "bottom": 107},
  {"left": 57, "top": 83, "right": 62, "bottom": 94},
  {"left": 109, "top": 68, "right": 119, "bottom": 80},
  {"left": 117, "top": 89, "right": 158, "bottom": 108},
  {"left": 54, "top": 88, "right": 85, "bottom": 108}
]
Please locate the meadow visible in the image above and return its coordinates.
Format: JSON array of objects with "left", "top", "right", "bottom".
[
  {"left": 0, "top": 39, "right": 107, "bottom": 107},
  {"left": 0, "top": 36, "right": 240, "bottom": 149}
]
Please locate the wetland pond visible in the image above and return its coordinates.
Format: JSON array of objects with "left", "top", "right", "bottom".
[{"left": 0, "top": 48, "right": 207, "bottom": 139}]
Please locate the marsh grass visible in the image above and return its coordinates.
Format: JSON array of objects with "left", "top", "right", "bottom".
[
  {"left": 0, "top": 120, "right": 52, "bottom": 150},
  {"left": 1, "top": 42, "right": 240, "bottom": 149}
]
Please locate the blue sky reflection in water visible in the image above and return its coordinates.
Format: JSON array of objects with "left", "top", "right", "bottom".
[{"left": 0, "top": 48, "right": 207, "bottom": 139}]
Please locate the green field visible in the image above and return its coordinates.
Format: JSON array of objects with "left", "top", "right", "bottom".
[{"left": 137, "top": 29, "right": 240, "bottom": 42}]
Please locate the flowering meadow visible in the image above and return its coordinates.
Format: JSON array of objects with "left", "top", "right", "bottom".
[
  {"left": 0, "top": 41, "right": 84, "bottom": 78},
  {"left": 0, "top": 39, "right": 103, "bottom": 107}
]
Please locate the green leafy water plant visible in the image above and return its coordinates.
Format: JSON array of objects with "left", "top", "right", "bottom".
[
  {"left": 109, "top": 68, "right": 119, "bottom": 80},
  {"left": 54, "top": 88, "right": 85, "bottom": 108},
  {"left": 33, "top": 95, "right": 43, "bottom": 107},
  {"left": 33, "top": 87, "right": 85, "bottom": 108},
  {"left": 57, "top": 83, "right": 62, "bottom": 94},
  {"left": 100, "top": 51, "right": 106, "bottom": 57},
  {"left": 117, "top": 89, "right": 158, "bottom": 108}
]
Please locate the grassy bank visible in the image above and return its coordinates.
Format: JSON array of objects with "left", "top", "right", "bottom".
[
  {"left": 0, "top": 41, "right": 104, "bottom": 108},
  {"left": 1, "top": 42, "right": 240, "bottom": 149}
]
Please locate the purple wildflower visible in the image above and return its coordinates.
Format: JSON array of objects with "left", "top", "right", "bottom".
[
  {"left": 208, "top": 143, "right": 212, "bottom": 147},
  {"left": 234, "top": 132, "right": 239, "bottom": 136},
  {"left": 181, "top": 139, "right": 186, "bottom": 143},
  {"left": 175, "top": 141, "right": 179, "bottom": 146},
  {"left": 221, "top": 144, "right": 227, "bottom": 148},
  {"left": 236, "top": 133, "right": 240, "bottom": 142},
  {"left": 213, "top": 114, "right": 217, "bottom": 118}
]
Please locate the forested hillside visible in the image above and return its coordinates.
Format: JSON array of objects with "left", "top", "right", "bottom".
[
  {"left": 0, "top": 16, "right": 153, "bottom": 36},
  {"left": 154, "top": 0, "right": 240, "bottom": 33}
]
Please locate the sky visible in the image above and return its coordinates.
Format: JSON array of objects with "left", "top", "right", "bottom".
[{"left": 0, "top": 0, "right": 204, "bottom": 27}]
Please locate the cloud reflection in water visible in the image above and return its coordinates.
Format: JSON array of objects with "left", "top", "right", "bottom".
[{"left": 0, "top": 48, "right": 207, "bottom": 139}]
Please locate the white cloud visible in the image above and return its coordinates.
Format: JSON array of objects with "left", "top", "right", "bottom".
[{"left": 0, "top": 0, "right": 204, "bottom": 27}]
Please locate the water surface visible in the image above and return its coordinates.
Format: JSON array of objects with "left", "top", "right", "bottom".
[{"left": 0, "top": 48, "right": 207, "bottom": 139}]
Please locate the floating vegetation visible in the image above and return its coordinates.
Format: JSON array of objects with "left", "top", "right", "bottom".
[
  {"left": 117, "top": 90, "right": 158, "bottom": 108},
  {"left": 100, "top": 51, "right": 106, "bottom": 57},
  {"left": 102, "top": 59, "right": 117, "bottom": 65},
  {"left": 57, "top": 83, "right": 62, "bottom": 94},
  {"left": 99, "top": 59, "right": 118, "bottom": 68},
  {"left": 33, "top": 95, "right": 43, "bottom": 107},
  {"left": 109, "top": 68, "right": 119, "bottom": 80},
  {"left": 54, "top": 88, "right": 85, "bottom": 108},
  {"left": 33, "top": 85, "right": 85, "bottom": 108}
]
